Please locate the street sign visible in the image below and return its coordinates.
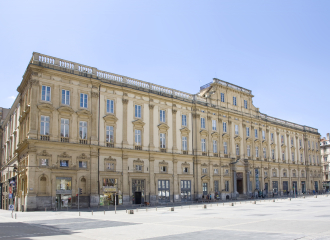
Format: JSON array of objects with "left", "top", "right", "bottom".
[
  {"left": 9, "top": 187, "right": 12, "bottom": 194},
  {"left": 9, "top": 205, "right": 14, "bottom": 210},
  {"left": 8, "top": 194, "right": 12, "bottom": 199}
]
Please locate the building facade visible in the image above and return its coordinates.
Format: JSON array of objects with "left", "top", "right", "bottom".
[
  {"left": 320, "top": 134, "right": 330, "bottom": 191},
  {"left": 0, "top": 52, "right": 322, "bottom": 211}
]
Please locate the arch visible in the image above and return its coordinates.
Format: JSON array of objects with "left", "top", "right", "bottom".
[
  {"left": 79, "top": 177, "right": 87, "bottom": 194},
  {"left": 39, "top": 175, "right": 47, "bottom": 194}
]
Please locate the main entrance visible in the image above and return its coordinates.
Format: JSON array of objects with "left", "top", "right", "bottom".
[
  {"left": 132, "top": 179, "right": 145, "bottom": 204},
  {"left": 236, "top": 172, "right": 243, "bottom": 194},
  {"left": 283, "top": 181, "right": 288, "bottom": 195}
]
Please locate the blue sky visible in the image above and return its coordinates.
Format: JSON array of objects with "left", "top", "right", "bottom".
[{"left": 0, "top": 0, "right": 329, "bottom": 137}]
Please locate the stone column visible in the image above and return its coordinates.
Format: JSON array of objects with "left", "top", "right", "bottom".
[
  {"left": 207, "top": 116, "right": 212, "bottom": 156},
  {"left": 246, "top": 169, "right": 251, "bottom": 196},
  {"left": 232, "top": 167, "right": 237, "bottom": 198},
  {"left": 122, "top": 98, "right": 129, "bottom": 147},
  {"left": 90, "top": 148, "right": 99, "bottom": 207},
  {"left": 277, "top": 130, "right": 281, "bottom": 162},
  {"left": 228, "top": 119, "right": 233, "bottom": 157},
  {"left": 173, "top": 157, "right": 179, "bottom": 202},
  {"left": 122, "top": 153, "right": 129, "bottom": 204},
  {"left": 218, "top": 118, "right": 223, "bottom": 157},
  {"left": 172, "top": 108, "right": 178, "bottom": 153},
  {"left": 149, "top": 155, "right": 156, "bottom": 203},
  {"left": 25, "top": 150, "right": 37, "bottom": 211},
  {"left": 195, "top": 158, "right": 202, "bottom": 199},
  {"left": 149, "top": 103, "right": 155, "bottom": 150},
  {"left": 27, "top": 80, "right": 39, "bottom": 139},
  {"left": 192, "top": 112, "right": 201, "bottom": 155},
  {"left": 279, "top": 166, "right": 282, "bottom": 196},
  {"left": 287, "top": 134, "right": 291, "bottom": 163},
  {"left": 91, "top": 91, "right": 99, "bottom": 145}
]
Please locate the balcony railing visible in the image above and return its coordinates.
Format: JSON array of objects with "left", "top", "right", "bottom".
[
  {"left": 135, "top": 146, "right": 142, "bottom": 150},
  {"left": 61, "top": 137, "right": 69, "bottom": 143},
  {"left": 79, "top": 139, "right": 88, "bottom": 144},
  {"left": 182, "top": 151, "right": 188, "bottom": 155},
  {"left": 40, "top": 135, "right": 50, "bottom": 141},
  {"left": 106, "top": 142, "right": 114, "bottom": 148},
  {"left": 214, "top": 153, "right": 219, "bottom": 157},
  {"left": 202, "top": 152, "right": 207, "bottom": 156},
  {"left": 160, "top": 148, "right": 166, "bottom": 153}
]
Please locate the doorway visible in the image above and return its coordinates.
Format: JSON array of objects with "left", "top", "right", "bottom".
[
  {"left": 202, "top": 183, "right": 208, "bottom": 196},
  {"left": 134, "top": 192, "right": 142, "bottom": 204},
  {"left": 237, "top": 180, "right": 243, "bottom": 194},
  {"left": 265, "top": 183, "right": 268, "bottom": 195},
  {"left": 56, "top": 194, "right": 72, "bottom": 209}
]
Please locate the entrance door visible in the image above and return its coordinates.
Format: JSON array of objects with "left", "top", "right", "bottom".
[
  {"left": 134, "top": 192, "right": 142, "bottom": 204},
  {"left": 315, "top": 181, "right": 319, "bottom": 193},
  {"left": 132, "top": 179, "right": 145, "bottom": 204},
  {"left": 272, "top": 181, "right": 278, "bottom": 195},
  {"left": 56, "top": 194, "right": 61, "bottom": 209},
  {"left": 265, "top": 183, "right": 268, "bottom": 195},
  {"left": 292, "top": 181, "right": 297, "bottom": 195},
  {"left": 237, "top": 180, "right": 243, "bottom": 194},
  {"left": 202, "top": 183, "right": 208, "bottom": 196},
  {"left": 301, "top": 181, "right": 306, "bottom": 193},
  {"left": 283, "top": 181, "right": 288, "bottom": 195}
]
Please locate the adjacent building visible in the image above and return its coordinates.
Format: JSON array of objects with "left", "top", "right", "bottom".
[
  {"left": 320, "top": 134, "right": 330, "bottom": 191},
  {"left": 0, "top": 52, "right": 322, "bottom": 211}
]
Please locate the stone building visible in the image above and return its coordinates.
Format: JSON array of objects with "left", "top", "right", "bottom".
[
  {"left": 320, "top": 134, "right": 330, "bottom": 191},
  {"left": 0, "top": 52, "right": 322, "bottom": 211}
]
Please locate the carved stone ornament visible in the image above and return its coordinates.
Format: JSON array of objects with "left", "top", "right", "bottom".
[
  {"left": 234, "top": 135, "right": 242, "bottom": 143},
  {"left": 159, "top": 160, "right": 168, "bottom": 165},
  {"left": 134, "top": 158, "right": 144, "bottom": 164},
  {"left": 270, "top": 142, "right": 276, "bottom": 149},
  {"left": 91, "top": 92, "right": 99, "bottom": 98},
  {"left": 104, "top": 156, "right": 116, "bottom": 162},
  {"left": 29, "top": 79, "right": 39, "bottom": 86},
  {"left": 182, "top": 161, "right": 190, "bottom": 166},
  {"left": 200, "top": 129, "right": 208, "bottom": 137},
  {"left": 180, "top": 127, "right": 190, "bottom": 135},
  {"left": 37, "top": 103, "right": 54, "bottom": 112},
  {"left": 158, "top": 123, "right": 170, "bottom": 132},
  {"left": 221, "top": 164, "right": 229, "bottom": 168},
  {"left": 104, "top": 114, "right": 118, "bottom": 124},
  {"left": 222, "top": 133, "right": 230, "bottom": 139},
  {"left": 262, "top": 140, "right": 268, "bottom": 146},
  {"left": 58, "top": 152, "right": 71, "bottom": 158},
  {"left": 76, "top": 109, "right": 92, "bottom": 117},
  {"left": 211, "top": 131, "right": 218, "bottom": 138},
  {"left": 77, "top": 153, "right": 89, "bottom": 160},
  {"left": 58, "top": 106, "right": 74, "bottom": 114},
  {"left": 213, "top": 164, "right": 219, "bottom": 167},
  {"left": 38, "top": 150, "right": 51, "bottom": 157},
  {"left": 122, "top": 98, "right": 129, "bottom": 104},
  {"left": 132, "top": 119, "right": 145, "bottom": 128},
  {"left": 201, "top": 163, "right": 208, "bottom": 166},
  {"left": 149, "top": 104, "right": 154, "bottom": 109},
  {"left": 172, "top": 109, "right": 177, "bottom": 114},
  {"left": 246, "top": 137, "right": 253, "bottom": 143},
  {"left": 254, "top": 139, "right": 261, "bottom": 144}
]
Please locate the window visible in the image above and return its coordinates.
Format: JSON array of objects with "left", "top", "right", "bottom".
[
  {"left": 182, "top": 115, "right": 187, "bottom": 126},
  {"left": 201, "top": 118, "right": 205, "bottom": 129},
  {"left": 291, "top": 137, "right": 294, "bottom": 146},
  {"left": 225, "top": 181, "right": 229, "bottom": 191},
  {"left": 255, "top": 146, "right": 259, "bottom": 157},
  {"left": 40, "top": 115, "right": 50, "bottom": 135},
  {"left": 160, "top": 133, "right": 166, "bottom": 148},
  {"left": 56, "top": 177, "right": 72, "bottom": 190},
  {"left": 246, "top": 127, "right": 250, "bottom": 137},
  {"left": 313, "top": 155, "right": 315, "bottom": 164},
  {"left": 107, "top": 99, "right": 114, "bottom": 113},
  {"left": 214, "top": 168, "right": 219, "bottom": 174},
  {"left": 235, "top": 125, "right": 239, "bottom": 135},
  {"left": 236, "top": 144, "right": 240, "bottom": 156},
  {"left": 309, "top": 155, "right": 311, "bottom": 164},
  {"left": 160, "top": 166, "right": 167, "bottom": 172},
  {"left": 106, "top": 162, "right": 115, "bottom": 170},
  {"left": 182, "top": 136, "right": 187, "bottom": 151},
  {"left": 103, "top": 178, "right": 117, "bottom": 187},
  {"left": 79, "top": 161, "right": 87, "bottom": 168},
  {"left": 273, "top": 171, "right": 276, "bottom": 177},
  {"left": 41, "top": 86, "right": 51, "bottom": 101},
  {"left": 40, "top": 159, "right": 48, "bottom": 166},
  {"left": 202, "top": 168, "right": 207, "bottom": 174},
  {"left": 264, "top": 171, "right": 268, "bottom": 176},
  {"left": 61, "top": 90, "right": 70, "bottom": 105},
  {"left": 60, "top": 118, "right": 69, "bottom": 138},
  {"left": 308, "top": 141, "right": 310, "bottom": 148},
  {"left": 201, "top": 139, "right": 206, "bottom": 152},
  {"left": 224, "top": 142, "right": 228, "bottom": 154},
  {"left": 292, "top": 152, "right": 294, "bottom": 161},
  {"left": 135, "top": 129, "right": 141, "bottom": 145},
  {"left": 212, "top": 120, "right": 216, "bottom": 131},
  {"left": 60, "top": 160, "right": 69, "bottom": 167},
  {"left": 221, "top": 93, "right": 225, "bottom": 102},
  {"left": 283, "top": 171, "right": 287, "bottom": 177},
  {"left": 233, "top": 96, "right": 237, "bottom": 106},
  {"left": 281, "top": 135, "right": 284, "bottom": 144},
  {"left": 293, "top": 172, "right": 296, "bottom": 177},
  {"left": 262, "top": 130, "right": 265, "bottom": 140},
  {"left": 135, "top": 105, "right": 141, "bottom": 118},
  {"left": 299, "top": 139, "right": 302, "bottom": 147},
  {"left": 300, "top": 154, "right": 303, "bottom": 163},
  {"left": 282, "top": 151, "right": 285, "bottom": 161},
  {"left": 160, "top": 110, "right": 165, "bottom": 122},
  {"left": 80, "top": 93, "right": 88, "bottom": 108},
  {"left": 312, "top": 141, "right": 315, "bottom": 149},
  {"left": 255, "top": 129, "right": 258, "bottom": 138},
  {"left": 271, "top": 133, "right": 274, "bottom": 142},
  {"left": 106, "top": 126, "right": 114, "bottom": 143},
  {"left": 79, "top": 121, "right": 87, "bottom": 139},
  {"left": 317, "top": 156, "right": 319, "bottom": 164},
  {"left": 213, "top": 140, "right": 217, "bottom": 153},
  {"left": 247, "top": 145, "right": 251, "bottom": 157},
  {"left": 183, "top": 167, "right": 188, "bottom": 173},
  {"left": 244, "top": 100, "right": 247, "bottom": 109},
  {"left": 223, "top": 122, "right": 227, "bottom": 133},
  {"left": 136, "top": 165, "right": 142, "bottom": 171},
  {"left": 272, "top": 149, "right": 275, "bottom": 160},
  {"left": 263, "top": 148, "right": 266, "bottom": 158}
]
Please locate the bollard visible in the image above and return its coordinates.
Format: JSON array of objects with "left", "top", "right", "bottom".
[
  {"left": 156, "top": 207, "right": 157, "bottom": 211},
  {"left": 217, "top": 203, "right": 218, "bottom": 206},
  {"left": 126, "top": 209, "right": 127, "bottom": 213},
  {"left": 253, "top": 201, "right": 256, "bottom": 204},
  {"left": 137, "top": 209, "right": 138, "bottom": 212},
  {"left": 231, "top": 203, "right": 234, "bottom": 206},
  {"left": 45, "top": 208, "right": 46, "bottom": 212},
  {"left": 129, "top": 210, "right": 134, "bottom": 214},
  {"left": 290, "top": 198, "right": 291, "bottom": 201},
  {"left": 204, "top": 205, "right": 207, "bottom": 209},
  {"left": 146, "top": 208, "right": 147, "bottom": 212},
  {"left": 79, "top": 212, "right": 80, "bottom": 216},
  {"left": 92, "top": 210, "right": 93, "bottom": 215},
  {"left": 223, "top": 203, "right": 224, "bottom": 206},
  {"left": 171, "top": 207, "right": 174, "bottom": 211},
  {"left": 15, "top": 214, "right": 17, "bottom": 219},
  {"left": 104, "top": 210, "right": 105, "bottom": 215}
]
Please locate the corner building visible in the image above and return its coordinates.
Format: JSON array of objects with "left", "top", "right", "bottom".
[{"left": 0, "top": 53, "right": 322, "bottom": 211}]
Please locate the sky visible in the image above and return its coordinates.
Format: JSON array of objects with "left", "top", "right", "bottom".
[{"left": 0, "top": 0, "right": 329, "bottom": 137}]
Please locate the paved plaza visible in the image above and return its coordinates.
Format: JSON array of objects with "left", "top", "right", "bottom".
[{"left": 1, "top": 196, "right": 330, "bottom": 239}]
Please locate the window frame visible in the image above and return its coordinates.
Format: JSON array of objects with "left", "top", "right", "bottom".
[
  {"left": 61, "top": 89, "right": 70, "bottom": 105},
  {"left": 80, "top": 93, "right": 88, "bottom": 108},
  {"left": 41, "top": 85, "right": 51, "bottom": 102}
]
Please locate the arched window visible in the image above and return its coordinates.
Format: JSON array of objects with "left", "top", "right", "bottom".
[{"left": 39, "top": 176, "right": 46, "bottom": 194}]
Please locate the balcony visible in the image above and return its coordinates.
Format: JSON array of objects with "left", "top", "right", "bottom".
[
  {"left": 182, "top": 151, "right": 188, "bottom": 155},
  {"left": 79, "top": 139, "right": 88, "bottom": 144},
  {"left": 106, "top": 142, "right": 114, "bottom": 148},
  {"left": 61, "top": 137, "right": 69, "bottom": 143},
  {"left": 224, "top": 154, "right": 229, "bottom": 158},
  {"left": 40, "top": 135, "right": 50, "bottom": 141},
  {"left": 214, "top": 153, "right": 219, "bottom": 157},
  {"left": 160, "top": 148, "right": 166, "bottom": 153},
  {"left": 135, "top": 146, "right": 142, "bottom": 150},
  {"left": 202, "top": 152, "right": 207, "bottom": 156}
]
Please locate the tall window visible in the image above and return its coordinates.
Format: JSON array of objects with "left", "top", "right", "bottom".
[
  {"left": 106, "top": 126, "right": 114, "bottom": 143},
  {"left": 308, "top": 141, "right": 310, "bottom": 148},
  {"left": 160, "top": 133, "right": 166, "bottom": 148},
  {"left": 271, "top": 133, "right": 274, "bottom": 142},
  {"left": 233, "top": 96, "right": 237, "bottom": 106},
  {"left": 236, "top": 144, "right": 240, "bottom": 156},
  {"left": 135, "top": 105, "right": 141, "bottom": 118},
  {"left": 272, "top": 149, "right": 275, "bottom": 160},
  {"left": 244, "top": 100, "right": 247, "bottom": 109},
  {"left": 282, "top": 151, "right": 285, "bottom": 161},
  {"left": 221, "top": 93, "right": 225, "bottom": 102},
  {"left": 255, "top": 146, "right": 259, "bottom": 157},
  {"left": 80, "top": 93, "right": 88, "bottom": 108},
  {"left": 135, "top": 129, "right": 141, "bottom": 145},
  {"left": 201, "top": 139, "right": 206, "bottom": 152},
  {"left": 247, "top": 145, "right": 251, "bottom": 157},
  {"left": 299, "top": 139, "right": 302, "bottom": 147},
  {"left": 41, "top": 86, "right": 51, "bottom": 101},
  {"left": 263, "top": 148, "right": 266, "bottom": 158},
  {"left": 223, "top": 122, "right": 227, "bottom": 133},
  {"left": 292, "top": 152, "right": 294, "bottom": 161},
  {"left": 182, "top": 114, "right": 187, "bottom": 126},
  {"left": 235, "top": 125, "right": 239, "bottom": 135},
  {"left": 201, "top": 118, "right": 205, "bottom": 129},
  {"left": 224, "top": 142, "right": 228, "bottom": 154},
  {"left": 300, "top": 153, "right": 303, "bottom": 163},
  {"left": 255, "top": 129, "right": 258, "bottom": 138},
  {"left": 309, "top": 155, "right": 311, "bottom": 164},
  {"left": 40, "top": 116, "right": 50, "bottom": 135},
  {"left": 79, "top": 121, "right": 87, "bottom": 139},
  {"left": 262, "top": 130, "right": 265, "bottom": 140},
  {"left": 225, "top": 181, "right": 229, "bottom": 191},
  {"left": 281, "top": 135, "right": 284, "bottom": 144},
  {"left": 213, "top": 140, "right": 217, "bottom": 153},
  {"left": 313, "top": 155, "right": 315, "bottom": 164},
  {"left": 61, "top": 90, "right": 70, "bottom": 105},
  {"left": 246, "top": 127, "right": 250, "bottom": 137},
  {"left": 160, "top": 110, "right": 165, "bottom": 122},
  {"left": 182, "top": 136, "right": 187, "bottom": 151},
  {"left": 60, "top": 118, "right": 69, "bottom": 137},
  {"left": 107, "top": 99, "right": 114, "bottom": 113},
  {"left": 291, "top": 137, "right": 294, "bottom": 146},
  {"left": 212, "top": 120, "right": 216, "bottom": 131}
]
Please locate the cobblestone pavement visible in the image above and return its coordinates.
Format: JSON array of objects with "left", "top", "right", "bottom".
[{"left": 1, "top": 196, "right": 330, "bottom": 240}]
